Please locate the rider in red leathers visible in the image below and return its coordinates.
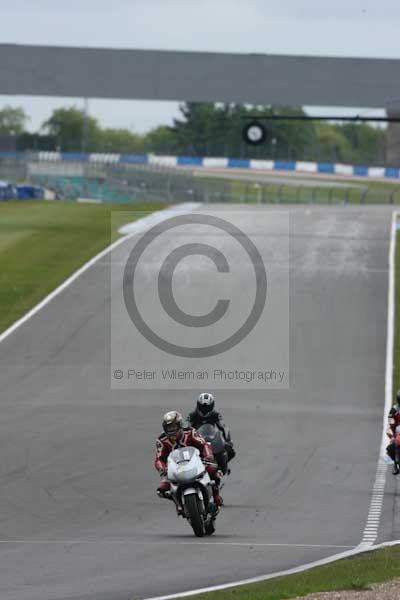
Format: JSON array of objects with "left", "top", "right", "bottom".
[
  {"left": 387, "top": 390, "right": 400, "bottom": 475},
  {"left": 155, "top": 411, "right": 223, "bottom": 513}
]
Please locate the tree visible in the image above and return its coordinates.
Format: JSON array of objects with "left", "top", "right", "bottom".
[
  {"left": 10, "top": 101, "right": 382, "bottom": 164},
  {"left": 267, "top": 106, "right": 315, "bottom": 160},
  {"left": 0, "top": 106, "right": 28, "bottom": 135},
  {"left": 144, "top": 126, "right": 177, "bottom": 154},
  {"left": 172, "top": 103, "right": 219, "bottom": 155},
  {"left": 168, "top": 102, "right": 318, "bottom": 160},
  {"left": 42, "top": 107, "right": 101, "bottom": 152},
  {"left": 340, "top": 123, "right": 384, "bottom": 164},
  {"left": 95, "top": 128, "right": 146, "bottom": 154},
  {"left": 314, "top": 122, "right": 351, "bottom": 162}
]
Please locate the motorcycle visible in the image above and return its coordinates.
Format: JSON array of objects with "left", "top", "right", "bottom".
[
  {"left": 394, "top": 426, "right": 400, "bottom": 474},
  {"left": 197, "top": 423, "right": 230, "bottom": 475},
  {"left": 387, "top": 425, "right": 400, "bottom": 474},
  {"left": 164, "top": 446, "right": 217, "bottom": 537}
]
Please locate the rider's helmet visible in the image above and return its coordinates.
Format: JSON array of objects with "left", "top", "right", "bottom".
[
  {"left": 197, "top": 392, "right": 215, "bottom": 416},
  {"left": 162, "top": 411, "right": 184, "bottom": 441},
  {"left": 396, "top": 390, "right": 400, "bottom": 406}
]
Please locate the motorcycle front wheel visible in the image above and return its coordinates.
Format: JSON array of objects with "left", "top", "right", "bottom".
[{"left": 184, "top": 493, "right": 205, "bottom": 537}]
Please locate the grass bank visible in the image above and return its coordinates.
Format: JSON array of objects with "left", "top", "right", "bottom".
[
  {"left": 0, "top": 200, "right": 165, "bottom": 333},
  {"left": 188, "top": 545, "right": 400, "bottom": 600},
  {"left": 199, "top": 174, "right": 400, "bottom": 205}
]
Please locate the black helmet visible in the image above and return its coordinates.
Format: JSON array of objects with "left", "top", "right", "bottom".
[
  {"left": 396, "top": 390, "right": 400, "bottom": 405},
  {"left": 197, "top": 392, "right": 215, "bottom": 416}
]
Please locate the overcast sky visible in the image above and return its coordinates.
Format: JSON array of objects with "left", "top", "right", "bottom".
[{"left": 1, "top": 0, "right": 398, "bottom": 133}]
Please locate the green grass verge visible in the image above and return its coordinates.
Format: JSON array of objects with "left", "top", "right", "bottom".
[
  {"left": 0, "top": 200, "right": 165, "bottom": 334},
  {"left": 199, "top": 175, "right": 400, "bottom": 205},
  {"left": 188, "top": 546, "right": 399, "bottom": 600}
]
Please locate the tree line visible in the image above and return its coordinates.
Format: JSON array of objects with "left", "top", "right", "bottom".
[{"left": 0, "top": 103, "right": 386, "bottom": 164}]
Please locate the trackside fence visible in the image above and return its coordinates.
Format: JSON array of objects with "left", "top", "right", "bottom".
[{"left": 0, "top": 154, "right": 400, "bottom": 205}]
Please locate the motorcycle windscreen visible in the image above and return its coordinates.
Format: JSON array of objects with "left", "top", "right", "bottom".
[
  {"left": 197, "top": 424, "right": 225, "bottom": 454},
  {"left": 169, "top": 446, "right": 197, "bottom": 464}
]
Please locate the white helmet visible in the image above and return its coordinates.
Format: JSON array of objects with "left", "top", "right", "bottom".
[{"left": 197, "top": 392, "right": 215, "bottom": 416}]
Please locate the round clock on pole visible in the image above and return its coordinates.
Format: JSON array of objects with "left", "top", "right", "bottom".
[{"left": 242, "top": 120, "right": 266, "bottom": 145}]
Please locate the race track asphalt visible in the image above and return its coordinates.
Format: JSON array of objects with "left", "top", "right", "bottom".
[
  {"left": 194, "top": 167, "right": 366, "bottom": 188},
  {"left": 0, "top": 205, "right": 395, "bottom": 600}
]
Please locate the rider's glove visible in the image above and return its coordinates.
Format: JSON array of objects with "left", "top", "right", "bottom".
[
  {"left": 158, "top": 468, "right": 167, "bottom": 477},
  {"left": 387, "top": 430, "right": 394, "bottom": 439},
  {"left": 203, "top": 461, "right": 217, "bottom": 476}
]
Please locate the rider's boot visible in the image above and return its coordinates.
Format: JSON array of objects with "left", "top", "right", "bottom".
[
  {"left": 175, "top": 501, "right": 184, "bottom": 516},
  {"left": 207, "top": 501, "right": 219, "bottom": 516},
  {"left": 157, "top": 478, "right": 171, "bottom": 497},
  {"left": 214, "top": 493, "right": 224, "bottom": 507},
  {"left": 213, "top": 484, "right": 224, "bottom": 507},
  {"left": 392, "top": 463, "right": 400, "bottom": 475}
]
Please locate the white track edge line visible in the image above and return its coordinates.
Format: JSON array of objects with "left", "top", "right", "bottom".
[
  {"left": 360, "top": 209, "right": 397, "bottom": 546},
  {"left": 145, "top": 540, "right": 400, "bottom": 600},
  {"left": 145, "top": 210, "right": 399, "bottom": 600},
  {"left": 0, "top": 202, "right": 201, "bottom": 346}
]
